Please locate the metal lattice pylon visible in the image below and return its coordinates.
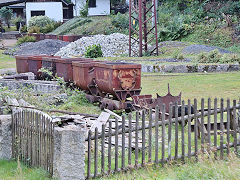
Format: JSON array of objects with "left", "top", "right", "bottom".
[{"left": 129, "top": 0, "right": 159, "bottom": 57}]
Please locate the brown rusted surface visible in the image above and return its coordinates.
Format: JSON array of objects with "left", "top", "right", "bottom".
[
  {"left": 95, "top": 62, "right": 141, "bottom": 100},
  {"left": 132, "top": 84, "right": 181, "bottom": 113},
  {"left": 72, "top": 60, "right": 99, "bottom": 91},
  {"left": 15, "top": 55, "right": 30, "bottom": 73},
  {"left": 132, "top": 94, "right": 153, "bottom": 107},
  {"left": 45, "top": 34, "right": 52, "bottom": 39},
  {"left": 85, "top": 94, "right": 101, "bottom": 103},
  {"left": 28, "top": 55, "right": 53, "bottom": 78},
  {"left": 39, "top": 34, "right": 45, "bottom": 40},
  {"left": 100, "top": 98, "right": 127, "bottom": 111},
  {"left": 42, "top": 56, "right": 61, "bottom": 76},
  {"left": 55, "top": 58, "right": 93, "bottom": 82}
]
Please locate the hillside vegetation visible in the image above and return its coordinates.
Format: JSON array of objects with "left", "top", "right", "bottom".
[
  {"left": 52, "top": 0, "right": 240, "bottom": 54},
  {"left": 52, "top": 15, "right": 128, "bottom": 36}
]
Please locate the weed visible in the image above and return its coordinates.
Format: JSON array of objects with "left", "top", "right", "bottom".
[
  {"left": 16, "top": 35, "right": 36, "bottom": 45},
  {"left": 85, "top": 44, "right": 103, "bottom": 58}
]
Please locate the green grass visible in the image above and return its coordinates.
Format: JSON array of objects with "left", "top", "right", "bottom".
[
  {"left": 103, "top": 154, "right": 240, "bottom": 180},
  {"left": 52, "top": 16, "right": 127, "bottom": 36},
  {"left": 227, "top": 44, "right": 240, "bottom": 54},
  {"left": 0, "top": 50, "right": 15, "bottom": 69},
  {"left": 181, "top": 24, "right": 235, "bottom": 48},
  {"left": 141, "top": 72, "right": 240, "bottom": 102},
  {"left": 3, "top": 26, "right": 17, "bottom": 32},
  {"left": 0, "top": 160, "right": 51, "bottom": 180}
]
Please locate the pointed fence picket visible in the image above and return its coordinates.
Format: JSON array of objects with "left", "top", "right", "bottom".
[
  {"left": 12, "top": 109, "right": 54, "bottom": 175},
  {"left": 86, "top": 98, "right": 240, "bottom": 179}
]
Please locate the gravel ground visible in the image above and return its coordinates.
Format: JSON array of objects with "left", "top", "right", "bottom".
[
  {"left": 4, "top": 39, "right": 69, "bottom": 56},
  {"left": 55, "top": 33, "right": 138, "bottom": 57},
  {"left": 159, "top": 41, "right": 188, "bottom": 48},
  {"left": 182, "top": 44, "right": 232, "bottom": 54}
]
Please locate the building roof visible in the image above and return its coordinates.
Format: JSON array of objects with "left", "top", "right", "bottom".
[
  {"left": 0, "top": 0, "right": 72, "bottom": 7},
  {"left": 0, "top": 0, "right": 25, "bottom": 7}
]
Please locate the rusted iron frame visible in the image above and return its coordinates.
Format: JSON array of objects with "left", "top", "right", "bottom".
[{"left": 129, "top": 0, "right": 159, "bottom": 57}]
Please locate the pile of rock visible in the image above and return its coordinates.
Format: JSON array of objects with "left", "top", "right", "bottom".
[
  {"left": 4, "top": 39, "right": 69, "bottom": 56},
  {"left": 55, "top": 33, "right": 138, "bottom": 57}
]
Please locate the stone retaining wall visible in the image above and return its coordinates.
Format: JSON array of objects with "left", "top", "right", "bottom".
[
  {"left": 142, "top": 64, "right": 240, "bottom": 73},
  {"left": 0, "top": 79, "right": 61, "bottom": 93}
]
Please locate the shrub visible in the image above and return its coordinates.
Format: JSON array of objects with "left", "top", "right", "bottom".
[
  {"left": 28, "top": 16, "right": 57, "bottom": 33},
  {"left": 220, "top": 54, "right": 240, "bottom": 64},
  {"left": 85, "top": 44, "right": 103, "bottom": 58},
  {"left": 197, "top": 50, "right": 222, "bottom": 63},
  {"left": 28, "top": 16, "right": 53, "bottom": 28},
  {"left": 28, "top": 26, "right": 40, "bottom": 34},
  {"left": 20, "top": 25, "right": 27, "bottom": 33},
  {"left": 80, "top": 1, "right": 89, "bottom": 17},
  {"left": 157, "top": 6, "right": 193, "bottom": 41},
  {"left": 111, "top": 12, "right": 129, "bottom": 29},
  {"left": 11, "top": 16, "right": 23, "bottom": 30},
  {"left": 0, "top": 7, "right": 13, "bottom": 28},
  {"left": 196, "top": 50, "right": 240, "bottom": 64},
  {"left": 17, "top": 35, "right": 36, "bottom": 45},
  {"left": 41, "top": 23, "right": 55, "bottom": 34}
]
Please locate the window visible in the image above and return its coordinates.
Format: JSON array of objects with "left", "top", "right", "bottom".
[
  {"left": 31, "top": 11, "right": 45, "bottom": 17},
  {"left": 88, "top": 0, "right": 96, "bottom": 8}
]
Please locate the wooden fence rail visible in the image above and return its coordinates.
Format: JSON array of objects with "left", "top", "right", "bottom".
[
  {"left": 86, "top": 98, "right": 240, "bottom": 179},
  {"left": 12, "top": 109, "right": 54, "bottom": 175}
]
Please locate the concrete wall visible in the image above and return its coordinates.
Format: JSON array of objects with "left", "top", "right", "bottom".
[
  {"left": 26, "top": 2, "right": 63, "bottom": 24},
  {"left": 53, "top": 126, "right": 86, "bottom": 180},
  {"left": 72, "top": 0, "right": 110, "bottom": 16}
]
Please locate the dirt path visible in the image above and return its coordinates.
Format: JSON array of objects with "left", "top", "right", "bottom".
[{"left": 1, "top": 39, "right": 17, "bottom": 48}]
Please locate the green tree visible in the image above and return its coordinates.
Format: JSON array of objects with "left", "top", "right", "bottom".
[{"left": 0, "top": 7, "right": 13, "bottom": 28}]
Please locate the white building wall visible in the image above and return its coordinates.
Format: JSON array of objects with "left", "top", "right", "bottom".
[
  {"left": 72, "top": 0, "right": 110, "bottom": 16},
  {"left": 72, "top": 0, "right": 84, "bottom": 17},
  {"left": 26, "top": 2, "right": 63, "bottom": 24},
  {"left": 88, "top": 0, "right": 110, "bottom": 16}
]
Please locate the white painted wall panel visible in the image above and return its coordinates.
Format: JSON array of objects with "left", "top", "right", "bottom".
[
  {"left": 72, "top": 0, "right": 110, "bottom": 16},
  {"left": 88, "top": 0, "right": 110, "bottom": 16},
  {"left": 26, "top": 2, "right": 63, "bottom": 24}
]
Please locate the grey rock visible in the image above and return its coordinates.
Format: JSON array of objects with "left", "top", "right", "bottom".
[
  {"left": 182, "top": 44, "right": 232, "bottom": 55},
  {"left": 0, "top": 115, "right": 12, "bottom": 160},
  {"left": 4, "top": 39, "right": 69, "bottom": 56},
  {"left": 228, "top": 64, "right": 240, "bottom": 71},
  {"left": 18, "top": 99, "right": 33, "bottom": 107},
  {"left": 44, "top": 93, "right": 68, "bottom": 106},
  {"left": 0, "top": 68, "right": 16, "bottom": 76},
  {"left": 3, "top": 72, "right": 35, "bottom": 80},
  {"left": 159, "top": 41, "right": 188, "bottom": 48}
]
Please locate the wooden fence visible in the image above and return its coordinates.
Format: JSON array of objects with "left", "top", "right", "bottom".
[
  {"left": 86, "top": 98, "right": 240, "bottom": 179},
  {"left": 12, "top": 109, "right": 54, "bottom": 175}
]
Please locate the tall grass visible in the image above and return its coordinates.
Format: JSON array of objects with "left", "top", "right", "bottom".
[
  {"left": 104, "top": 152, "right": 240, "bottom": 180},
  {"left": 0, "top": 159, "right": 51, "bottom": 180}
]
